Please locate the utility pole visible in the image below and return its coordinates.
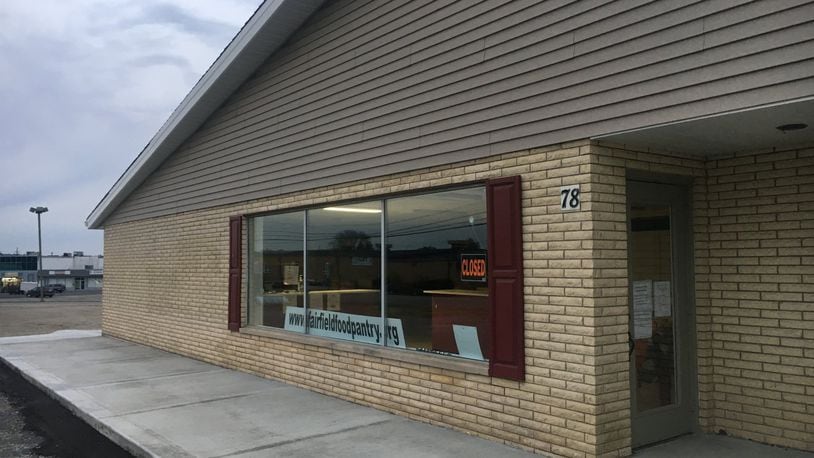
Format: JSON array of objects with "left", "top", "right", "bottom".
[{"left": 29, "top": 206, "right": 48, "bottom": 302}]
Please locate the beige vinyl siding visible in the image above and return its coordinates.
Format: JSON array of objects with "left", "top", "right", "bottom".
[{"left": 106, "top": 0, "right": 814, "bottom": 225}]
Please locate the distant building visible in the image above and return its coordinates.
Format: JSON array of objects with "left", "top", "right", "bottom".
[
  {"left": 0, "top": 254, "right": 38, "bottom": 282},
  {"left": 0, "top": 252, "right": 103, "bottom": 290}
]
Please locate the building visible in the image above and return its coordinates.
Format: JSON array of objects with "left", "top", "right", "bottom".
[
  {"left": 86, "top": 2, "right": 814, "bottom": 456},
  {"left": 0, "top": 254, "right": 38, "bottom": 283},
  {"left": 0, "top": 252, "right": 103, "bottom": 291},
  {"left": 40, "top": 252, "right": 104, "bottom": 290}
]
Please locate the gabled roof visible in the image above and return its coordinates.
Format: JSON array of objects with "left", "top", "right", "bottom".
[{"left": 85, "top": 0, "right": 325, "bottom": 229}]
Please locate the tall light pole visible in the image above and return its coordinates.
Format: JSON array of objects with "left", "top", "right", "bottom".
[{"left": 29, "top": 206, "right": 48, "bottom": 302}]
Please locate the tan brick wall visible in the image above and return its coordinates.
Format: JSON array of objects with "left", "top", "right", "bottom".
[
  {"left": 104, "top": 141, "right": 639, "bottom": 458},
  {"left": 102, "top": 141, "right": 814, "bottom": 457},
  {"left": 694, "top": 147, "right": 814, "bottom": 450}
]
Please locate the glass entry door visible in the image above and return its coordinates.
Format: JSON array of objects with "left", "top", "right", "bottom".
[{"left": 627, "top": 180, "right": 696, "bottom": 447}]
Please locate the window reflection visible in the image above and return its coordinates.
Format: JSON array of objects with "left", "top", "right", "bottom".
[
  {"left": 630, "top": 206, "right": 675, "bottom": 412},
  {"left": 387, "top": 188, "right": 489, "bottom": 360},
  {"left": 246, "top": 187, "right": 490, "bottom": 361},
  {"left": 248, "top": 211, "right": 304, "bottom": 329},
  {"left": 307, "top": 202, "right": 382, "bottom": 340}
]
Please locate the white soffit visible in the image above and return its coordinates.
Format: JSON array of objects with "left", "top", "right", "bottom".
[
  {"left": 593, "top": 98, "right": 814, "bottom": 158},
  {"left": 85, "top": 0, "right": 325, "bottom": 229}
]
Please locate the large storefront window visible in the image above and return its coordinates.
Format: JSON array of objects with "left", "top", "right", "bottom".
[{"left": 247, "top": 186, "right": 489, "bottom": 360}]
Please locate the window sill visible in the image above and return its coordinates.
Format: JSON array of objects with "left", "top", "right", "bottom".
[{"left": 240, "top": 325, "right": 489, "bottom": 376}]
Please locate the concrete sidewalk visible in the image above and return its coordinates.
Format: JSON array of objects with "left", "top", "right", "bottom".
[
  {"left": 1, "top": 333, "right": 811, "bottom": 458},
  {"left": 0, "top": 334, "right": 536, "bottom": 457}
]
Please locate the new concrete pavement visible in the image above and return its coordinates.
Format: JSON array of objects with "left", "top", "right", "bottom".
[
  {"left": 0, "top": 334, "right": 536, "bottom": 457},
  {"left": 1, "top": 333, "right": 811, "bottom": 457}
]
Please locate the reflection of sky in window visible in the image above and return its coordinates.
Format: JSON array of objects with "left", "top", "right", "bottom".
[
  {"left": 259, "top": 188, "right": 486, "bottom": 252},
  {"left": 308, "top": 201, "right": 381, "bottom": 250},
  {"left": 259, "top": 211, "right": 303, "bottom": 252},
  {"left": 387, "top": 188, "right": 486, "bottom": 251}
]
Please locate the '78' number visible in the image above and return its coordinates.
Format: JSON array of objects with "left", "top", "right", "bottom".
[{"left": 560, "top": 185, "right": 580, "bottom": 211}]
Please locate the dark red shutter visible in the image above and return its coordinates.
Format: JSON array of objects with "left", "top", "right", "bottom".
[
  {"left": 228, "top": 215, "right": 242, "bottom": 332},
  {"left": 487, "top": 176, "right": 525, "bottom": 381}
]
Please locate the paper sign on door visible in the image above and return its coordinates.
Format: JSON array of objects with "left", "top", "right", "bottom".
[
  {"left": 653, "top": 281, "right": 672, "bottom": 317},
  {"left": 632, "top": 280, "right": 653, "bottom": 339}
]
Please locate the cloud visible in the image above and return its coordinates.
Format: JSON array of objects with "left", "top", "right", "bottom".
[
  {"left": 117, "top": 3, "right": 238, "bottom": 43},
  {"left": 0, "top": 0, "right": 262, "bottom": 255}
]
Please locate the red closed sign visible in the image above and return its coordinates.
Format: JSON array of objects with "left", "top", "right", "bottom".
[{"left": 460, "top": 254, "right": 487, "bottom": 282}]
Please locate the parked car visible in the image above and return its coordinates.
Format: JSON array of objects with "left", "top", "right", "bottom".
[
  {"left": 51, "top": 284, "right": 66, "bottom": 293},
  {"left": 5, "top": 281, "right": 37, "bottom": 295},
  {"left": 15, "top": 281, "right": 37, "bottom": 295},
  {"left": 26, "top": 287, "right": 55, "bottom": 298}
]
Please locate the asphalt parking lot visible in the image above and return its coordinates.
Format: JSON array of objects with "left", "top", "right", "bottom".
[{"left": 0, "top": 290, "right": 102, "bottom": 337}]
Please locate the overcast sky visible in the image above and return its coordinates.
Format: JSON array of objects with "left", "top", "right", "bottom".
[{"left": 0, "top": 0, "right": 262, "bottom": 256}]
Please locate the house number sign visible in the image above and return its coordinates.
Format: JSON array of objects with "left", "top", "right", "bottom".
[{"left": 560, "top": 185, "right": 581, "bottom": 211}]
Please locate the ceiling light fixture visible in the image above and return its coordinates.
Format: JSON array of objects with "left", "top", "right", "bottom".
[
  {"left": 322, "top": 206, "right": 382, "bottom": 214},
  {"left": 776, "top": 123, "right": 808, "bottom": 133}
]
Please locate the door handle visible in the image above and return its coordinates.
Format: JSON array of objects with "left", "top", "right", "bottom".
[{"left": 628, "top": 332, "right": 635, "bottom": 356}]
